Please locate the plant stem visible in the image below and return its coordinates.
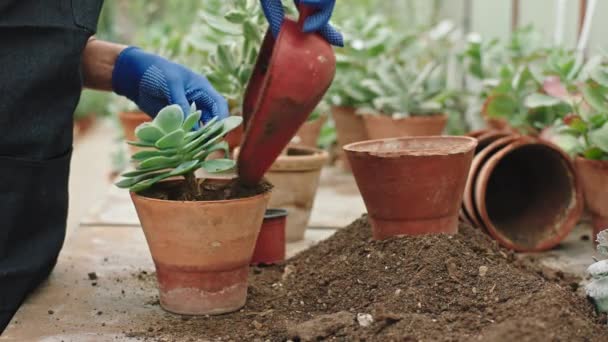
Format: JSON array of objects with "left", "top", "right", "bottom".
[{"left": 184, "top": 172, "right": 199, "bottom": 200}]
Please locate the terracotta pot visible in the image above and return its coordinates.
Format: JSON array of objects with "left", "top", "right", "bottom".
[
  {"left": 575, "top": 157, "right": 608, "bottom": 243},
  {"left": 344, "top": 136, "right": 477, "bottom": 240},
  {"left": 361, "top": 114, "right": 448, "bottom": 140},
  {"left": 130, "top": 181, "right": 271, "bottom": 315},
  {"left": 292, "top": 115, "right": 327, "bottom": 148},
  {"left": 265, "top": 146, "right": 328, "bottom": 242},
  {"left": 251, "top": 209, "right": 287, "bottom": 265},
  {"left": 73, "top": 114, "right": 97, "bottom": 139},
  {"left": 474, "top": 137, "right": 583, "bottom": 252},
  {"left": 331, "top": 106, "right": 368, "bottom": 171},
  {"left": 225, "top": 123, "right": 244, "bottom": 152},
  {"left": 463, "top": 135, "right": 519, "bottom": 228},
  {"left": 118, "top": 111, "right": 151, "bottom": 154}
]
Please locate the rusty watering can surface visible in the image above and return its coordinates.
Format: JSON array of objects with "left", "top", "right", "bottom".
[{"left": 237, "top": 5, "right": 336, "bottom": 185}]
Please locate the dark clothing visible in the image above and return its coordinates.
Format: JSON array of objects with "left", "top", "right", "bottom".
[{"left": 0, "top": 0, "right": 103, "bottom": 332}]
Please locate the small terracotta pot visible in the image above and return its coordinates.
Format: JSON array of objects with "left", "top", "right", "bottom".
[
  {"left": 266, "top": 146, "right": 328, "bottom": 242},
  {"left": 292, "top": 115, "right": 327, "bottom": 148},
  {"left": 331, "top": 106, "right": 368, "bottom": 171},
  {"left": 251, "top": 209, "right": 287, "bottom": 265},
  {"left": 474, "top": 137, "right": 583, "bottom": 252},
  {"left": 130, "top": 181, "right": 271, "bottom": 315},
  {"left": 575, "top": 157, "right": 608, "bottom": 243},
  {"left": 361, "top": 114, "right": 448, "bottom": 140},
  {"left": 344, "top": 136, "right": 477, "bottom": 240},
  {"left": 225, "top": 123, "right": 244, "bottom": 152},
  {"left": 118, "top": 111, "right": 151, "bottom": 154},
  {"left": 463, "top": 135, "right": 519, "bottom": 228},
  {"left": 233, "top": 146, "right": 328, "bottom": 242}
]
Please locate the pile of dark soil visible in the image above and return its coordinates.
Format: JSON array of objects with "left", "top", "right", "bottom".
[{"left": 129, "top": 216, "right": 608, "bottom": 341}]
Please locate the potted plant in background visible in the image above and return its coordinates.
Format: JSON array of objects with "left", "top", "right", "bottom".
[
  {"left": 358, "top": 58, "right": 451, "bottom": 139},
  {"left": 111, "top": 95, "right": 150, "bottom": 155},
  {"left": 116, "top": 104, "right": 271, "bottom": 315},
  {"left": 73, "top": 89, "right": 111, "bottom": 138},
  {"left": 549, "top": 62, "right": 608, "bottom": 242},
  {"left": 292, "top": 102, "right": 329, "bottom": 148}
]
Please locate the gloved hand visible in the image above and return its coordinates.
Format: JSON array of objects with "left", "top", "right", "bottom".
[
  {"left": 260, "top": 0, "right": 343, "bottom": 47},
  {"left": 112, "top": 47, "right": 229, "bottom": 123}
]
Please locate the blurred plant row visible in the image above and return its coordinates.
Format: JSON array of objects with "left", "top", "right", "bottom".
[{"left": 77, "top": 0, "right": 608, "bottom": 162}]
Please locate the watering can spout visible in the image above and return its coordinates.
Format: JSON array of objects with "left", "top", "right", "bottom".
[{"left": 237, "top": 4, "right": 336, "bottom": 185}]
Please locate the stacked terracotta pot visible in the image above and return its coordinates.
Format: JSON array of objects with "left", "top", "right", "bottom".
[{"left": 461, "top": 130, "right": 583, "bottom": 252}]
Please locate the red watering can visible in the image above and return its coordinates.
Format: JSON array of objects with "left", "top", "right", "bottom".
[{"left": 237, "top": 4, "right": 336, "bottom": 185}]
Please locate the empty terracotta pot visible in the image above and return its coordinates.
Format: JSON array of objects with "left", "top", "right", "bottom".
[
  {"left": 130, "top": 182, "right": 271, "bottom": 315},
  {"left": 251, "top": 209, "right": 287, "bottom": 265},
  {"left": 331, "top": 106, "right": 368, "bottom": 170},
  {"left": 118, "top": 111, "right": 151, "bottom": 154},
  {"left": 463, "top": 135, "right": 519, "bottom": 228},
  {"left": 292, "top": 115, "right": 327, "bottom": 148},
  {"left": 265, "top": 146, "right": 328, "bottom": 242},
  {"left": 575, "top": 157, "right": 608, "bottom": 243},
  {"left": 361, "top": 114, "right": 448, "bottom": 140},
  {"left": 344, "top": 136, "right": 477, "bottom": 240},
  {"left": 474, "top": 137, "right": 583, "bottom": 252}
]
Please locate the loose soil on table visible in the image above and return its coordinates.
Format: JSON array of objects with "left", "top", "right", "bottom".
[
  {"left": 128, "top": 216, "right": 608, "bottom": 341},
  {"left": 139, "top": 179, "right": 273, "bottom": 202}
]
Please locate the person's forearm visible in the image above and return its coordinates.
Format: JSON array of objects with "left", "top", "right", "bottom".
[{"left": 81, "top": 37, "right": 128, "bottom": 91}]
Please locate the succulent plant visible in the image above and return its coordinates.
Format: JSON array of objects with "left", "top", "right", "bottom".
[
  {"left": 115, "top": 104, "right": 242, "bottom": 198},
  {"left": 586, "top": 230, "right": 608, "bottom": 314}
]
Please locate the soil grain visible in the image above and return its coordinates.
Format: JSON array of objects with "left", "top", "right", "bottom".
[{"left": 130, "top": 216, "right": 608, "bottom": 341}]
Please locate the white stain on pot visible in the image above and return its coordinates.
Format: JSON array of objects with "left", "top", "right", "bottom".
[
  {"left": 210, "top": 241, "right": 222, "bottom": 248},
  {"left": 317, "top": 55, "right": 327, "bottom": 63}
]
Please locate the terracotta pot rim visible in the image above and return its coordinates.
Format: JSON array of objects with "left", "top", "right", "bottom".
[
  {"left": 343, "top": 136, "right": 477, "bottom": 158},
  {"left": 265, "top": 208, "right": 288, "bottom": 219},
  {"left": 463, "top": 135, "right": 520, "bottom": 229},
  {"left": 475, "top": 137, "right": 583, "bottom": 252},
  {"left": 360, "top": 113, "right": 447, "bottom": 121},
  {"left": 130, "top": 181, "right": 272, "bottom": 206},
  {"left": 574, "top": 156, "right": 608, "bottom": 166},
  {"left": 118, "top": 110, "right": 148, "bottom": 118},
  {"left": 271, "top": 146, "right": 329, "bottom": 171}
]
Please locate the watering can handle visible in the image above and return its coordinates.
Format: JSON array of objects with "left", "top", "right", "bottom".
[{"left": 296, "top": 4, "right": 315, "bottom": 30}]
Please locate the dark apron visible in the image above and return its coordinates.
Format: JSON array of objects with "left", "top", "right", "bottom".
[{"left": 0, "top": 0, "right": 103, "bottom": 332}]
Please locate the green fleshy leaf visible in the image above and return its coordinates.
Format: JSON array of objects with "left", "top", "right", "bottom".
[
  {"left": 131, "top": 149, "right": 177, "bottom": 161},
  {"left": 121, "top": 165, "right": 173, "bottom": 178},
  {"left": 154, "top": 105, "right": 184, "bottom": 133},
  {"left": 485, "top": 94, "right": 519, "bottom": 118},
  {"left": 129, "top": 173, "right": 174, "bottom": 193},
  {"left": 127, "top": 140, "right": 155, "bottom": 148},
  {"left": 225, "top": 10, "right": 246, "bottom": 24},
  {"left": 135, "top": 123, "right": 164, "bottom": 143},
  {"left": 591, "top": 67, "right": 608, "bottom": 88},
  {"left": 185, "top": 116, "right": 218, "bottom": 142},
  {"left": 584, "top": 147, "right": 605, "bottom": 160},
  {"left": 115, "top": 171, "right": 168, "bottom": 189},
  {"left": 139, "top": 156, "right": 180, "bottom": 169},
  {"left": 169, "top": 160, "right": 200, "bottom": 176},
  {"left": 182, "top": 111, "right": 202, "bottom": 131},
  {"left": 589, "top": 123, "right": 608, "bottom": 153},
  {"left": 199, "top": 159, "right": 236, "bottom": 173},
  {"left": 582, "top": 84, "right": 608, "bottom": 113},
  {"left": 155, "top": 129, "right": 185, "bottom": 149},
  {"left": 221, "top": 116, "right": 243, "bottom": 134},
  {"left": 183, "top": 121, "right": 224, "bottom": 151},
  {"left": 524, "top": 93, "right": 563, "bottom": 109},
  {"left": 193, "top": 141, "right": 230, "bottom": 160}
]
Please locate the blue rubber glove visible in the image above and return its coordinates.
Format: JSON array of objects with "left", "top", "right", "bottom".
[
  {"left": 112, "top": 47, "right": 229, "bottom": 123},
  {"left": 260, "top": 0, "right": 343, "bottom": 47}
]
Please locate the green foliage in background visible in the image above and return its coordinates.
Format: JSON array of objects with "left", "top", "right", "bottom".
[{"left": 74, "top": 90, "right": 112, "bottom": 120}]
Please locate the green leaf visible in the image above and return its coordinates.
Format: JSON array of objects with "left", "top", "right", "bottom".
[
  {"left": 115, "top": 171, "right": 168, "bottom": 189},
  {"left": 589, "top": 114, "right": 608, "bottom": 129},
  {"left": 199, "top": 159, "right": 236, "bottom": 173},
  {"left": 591, "top": 66, "right": 608, "bottom": 88},
  {"left": 182, "top": 111, "right": 202, "bottom": 131},
  {"left": 121, "top": 165, "right": 173, "bottom": 178},
  {"left": 484, "top": 94, "right": 519, "bottom": 118},
  {"left": 129, "top": 173, "right": 174, "bottom": 193},
  {"left": 139, "top": 156, "right": 180, "bottom": 169},
  {"left": 589, "top": 123, "right": 608, "bottom": 153},
  {"left": 135, "top": 123, "right": 164, "bottom": 143},
  {"left": 225, "top": 10, "right": 246, "bottom": 24},
  {"left": 193, "top": 141, "right": 230, "bottom": 160},
  {"left": 127, "top": 140, "right": 155, "bottom": 148},
  {"left": 131, "top": 149, "right": 177, "bottom": 161},
  {"left": 243, "top": 19, "right": 261, "bottom": 43},
  {"left": 551, "top": 134, "right": 584, "bottom": 156},
  {"left": 584, "top": 147, "right": 605, "bottom": 160},
  {"left": 154, "top": 105, "right": 184, "bottom": 133},
  {"left": 217, "top": 44, "right": 236, "bottom": 72},
  {"left": 582, "top": 84, "right": 608, "bottom": 113},
  {"left": 524, "top": 93, "right": 563, "bottom": 109},
  {"left": 221, "top": 116, "right": 243, "bottom": 135},
  {"left": 183, "top": 121, "right": 224, "bottom": 151},
  {"left": 155, "top": 129, "right": 185, "bottom": 149},
  {"left": 169, "top": 160, "right": 200, "bottom": 176},
  {"left": 186, "top": 116, "right": 219, "bottom": 142}
]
